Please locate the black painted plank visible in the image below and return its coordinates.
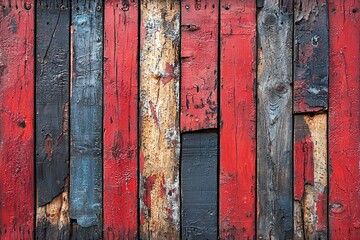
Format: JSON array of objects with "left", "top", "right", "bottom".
[
  {"left": 35, "top": 0, "right": 70, "bottom": 238},
  {"left": 181, "top": 132, "right": 218, "bottom": 240},
  {"left": 70, "top": 0, "right": 103, "bottom": 237}
]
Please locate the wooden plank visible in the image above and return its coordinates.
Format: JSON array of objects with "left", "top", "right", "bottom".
[
  {"left": 139, "top": 1, "right": 180, "bottom": 239},
  {"left": 181, "top": 132, "right": 218, "bottom": 239},
  {"left": 70, "top": 1, "right": 103, "bottom": 238},
  {"left": 103, "top": 0, "right": 138, "bottom": 239},
  {"left": 294, "top": 0, "right": 329, "bottom": 113},
  {"left": 256, "top": 0, "right": 293, "bottom": 239},
  {"left": 0, "top": 1, "right": 35, "bottom": 239},
  {"left": 328, "top": 0, "right": 360, "bottom": 238},
  {"left": 219, "top": 1, "right": 256, "bottom": 239},
  {"left": 180, "top": 0, "right": 218, "bottom": 132},
  {"left": 293, "top": 114, "right": 327, "bottom": 240},
  {"left": 35, "top": 1, "right": 70, "bottom": 239}
]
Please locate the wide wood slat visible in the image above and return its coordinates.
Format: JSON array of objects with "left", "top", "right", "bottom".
[{"left": 0, "top": 1, "right": 35, "bottom": 239}]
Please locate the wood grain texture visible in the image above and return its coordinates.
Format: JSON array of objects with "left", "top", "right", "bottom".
[
  {"left": 256, "top": 0, "right": 293, "bottom": 239},
  {"left": 294, "top": 114, "right": 327, "bottom": 240},
  {"left": 219, "top": 1, "right": 256, "bottom": 239},
  {"left": 0, "top": 1, "right": 35, "bottom": 239},
  {"left": 181, "top": 132, "right": 218, "bottom": 240},
  {"left": 180, "top": 0, "right": 218, "bottom": 132},
  {"left": 139, "top": 1, "right": 180, "bottom": 239},
  {"left": 294, "top": 0, "right": 329, "bottom": 113},
  {"left": 328, "top": 0, "right": 360, "bottom": 238},
  {"left": 35, "top": 1, "right": 70, "bottom": 239},
  {"left": 70, "top": 0, "right": 103, "bottom": 237},
  {"left": 103, "top": 0, "right": 138, "bottom": 239}
]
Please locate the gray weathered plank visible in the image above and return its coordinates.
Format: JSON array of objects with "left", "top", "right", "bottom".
[
  {"left": 70, "top": 0, "right": 103, "bottom": 237},
  {"left": 256, "top": 0, "right": 293, "bottom": 239},
  {"left": 181, "top": 132, "right": 218, "bottom": 240}
]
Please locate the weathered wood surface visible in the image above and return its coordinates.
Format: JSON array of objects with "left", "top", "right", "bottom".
[
  {"left": 180, "top": 0, "right": 218, "bottom": 132},
  {"left": 329, "top": 0, "right": 360, "bottom": 238},
  {"left": 294, "top": 114, "right": 327, "bottom": 240},
  {"left": 139, "top": 1, "right": 180, "bottom": 239},
  {"left": 103, "top": 0, "right": 138, "bottom": 239},
  {"left": 35, "top": 1, "right": 70, "bottom": 239},
  {"left": 294, "top": 0, "right": 329, "bottom": 113},
  {"left": 70, "top": 1, "right": 103, "bottom": 238},
  {"left": 256, "top": 0, "right": 293, "bottom": 239},
  {"left": 0, "top": 1, "right": 35, "bottom": 239},
  {"left": 219, "top": 1, "right": 256, "bottom": 239},
  {"left": 181, "top": 132, "right": 218, "bottom": 239}
]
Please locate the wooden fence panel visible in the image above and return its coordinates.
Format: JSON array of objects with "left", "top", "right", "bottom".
[
  {"left": 219, "top": 1, "right": 256, "bottom": 239},
  {"left": 70, "top": 1, "right": 103, "bottom": 238},
  {"left": 0, "top": 1, "right": 35, "bottom": 239},
  {"left": 103, "top": 0, "right": 139, "bottom": 239}
]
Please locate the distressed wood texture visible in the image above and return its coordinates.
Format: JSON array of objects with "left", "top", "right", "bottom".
[
  {"left": 219, "top": 1, "right": 256, "bottom": 239},
  {"left": 70, "top": 1, "right": 103, "bottom": 238},
  {"left": 180, "top": 0, "right": 218, "bottom": 132},
  {"left": 0, "top": 1, "right": 35, "bottom": 239},
  {"left": 328, "top": 0, "right": 360, "bottom": 238},
  {"left": 35, "top": 1, "right": 70, "bottom": 239},
  {"left": 256, "top": 0, "right": 293, "bottom": 239},
  {"left": 103, "top": 0, "right": 138, "bottom": 239},
  {"left": 294, "top": 114, "right": 327, "bottom": 240},
  {"left": 181, "top": 132, "right": 218, "bottom": 239},
  {"left": 139, "top": 1, "right": 180, "bottom": 239},
  {"left": 294, "top": 0, "right": 329, "bottom": 113}
]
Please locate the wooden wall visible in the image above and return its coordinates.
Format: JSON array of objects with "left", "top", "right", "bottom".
[{"left": 0, "top": 0, "right": 359, "bottom": 239}]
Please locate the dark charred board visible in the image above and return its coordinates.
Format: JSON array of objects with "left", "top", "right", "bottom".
[
  {"left": 70, "top": 0, "right": 103, "bottom": 237},
  {"left": 294, "top": 0, "right": 329, "bottom": 113},
  {"left": 181, "top": 132, "right": 218, "bottom": 240},
  {"left": 0, "top": 1, "right": 35, "bottom": 239},
  {"left": 35, "top": 0, "right": 70, "bottom": 238},
  {"left": 256, "top": 0, "right": 293, "bottom": 239}
]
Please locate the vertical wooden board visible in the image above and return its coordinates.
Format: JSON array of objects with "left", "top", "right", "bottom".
[
  {"left": 256, "top": 0, "right": 293, "bottom": 239},
  {"left": 294, "top": 0, "right": 329, "bottom": 113},
  {"left": 219, "top": 1, "right": 256, "bottom": 239},
  {"left": 294, "top": 114, "right": 327, "bottom": 240},
  {"left": 70, "top": 0, "right": 103, "bottom": 238},
  {"left": 35, "top": 1, "right": 70, "bottom": 239},
  {"left": 103, "top": 0, "right": 138, "bottom": 239},
  {"left": 139, "top": 1, "right": 180, "bottom": 239},
  {"left": 181, "top": 132, "right": 218, "bottom": 239},
  {"left": 180, "top": 0, "right": 218, "bottom": 132},
  {"left": 329, "top": 0, "right": 360, "bottom": 238},
  {"left": 0, "top": 1, "right": 34, "bottom": 239}
]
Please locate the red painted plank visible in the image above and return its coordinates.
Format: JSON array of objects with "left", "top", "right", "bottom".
[
  {"left": 219, "top": 1, "right": 256, "bottom": 239},
  {"left": 103, "top": 1, "right": 138, "bottom": 239},
  {"left": 180, "top": 0, "right": 218, "bottom": 132},
  {"left": 329, "top": 0, "right": 360, "bottom": 238},
  {"left": 0, "top": 1, "right": 34, "bottom": 239}
]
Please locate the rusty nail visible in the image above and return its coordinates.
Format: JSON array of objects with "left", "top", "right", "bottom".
[{"left": 24, "top": 3, "right": 31, "bottom": 10}]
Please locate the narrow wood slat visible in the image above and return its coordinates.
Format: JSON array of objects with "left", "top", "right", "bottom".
[
  {"left": 139, "top": 1, "right": 180, "bottom": 239},
  {"left": 0, "top": 1, "right": 35, "bottom": 239},
  {"left": 329, "top": 0, "right": 360, "bottom": 238},
  {"left": 294, "top": 0, "right": 329, "bottom": 113},
  {"left": 70, "top": 1, "right": 103, "bottom": 238},
  {"left": 181, "top": 132, "right": 218, "bottom": 239},
  {"left": 256, "top": 0, "right": 293, "bottom": 239},
  {"left": 294, "top": 114, "right": 327, "bottom": 239},
  {"left": 35, "top": 1, "right": 70, "bottom": 239},
  {"left": 103, "top": 0, "right": 139, "bottom": 239},
  {"left": 219, "top": 1, "right": 256, "bottom": 239},
  {"left": 180, "top": 0, "right": 218, "bottom": 132}
]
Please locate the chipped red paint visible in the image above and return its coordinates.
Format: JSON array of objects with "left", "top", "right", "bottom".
[
  {"left": 329, "top": 0, "right": 360, "bottom": 238},
  {"left": 180, "top": 0, "right": 218, "bottom": 132},
  {"left": 0, "top": 1, "right": 34, "bottom": 239},
  {"left": 219, "top": 1, "right": 256, "bottom": 239},
  {"left": 103, "top": 1, "right": 138, "bottom": 239}
]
